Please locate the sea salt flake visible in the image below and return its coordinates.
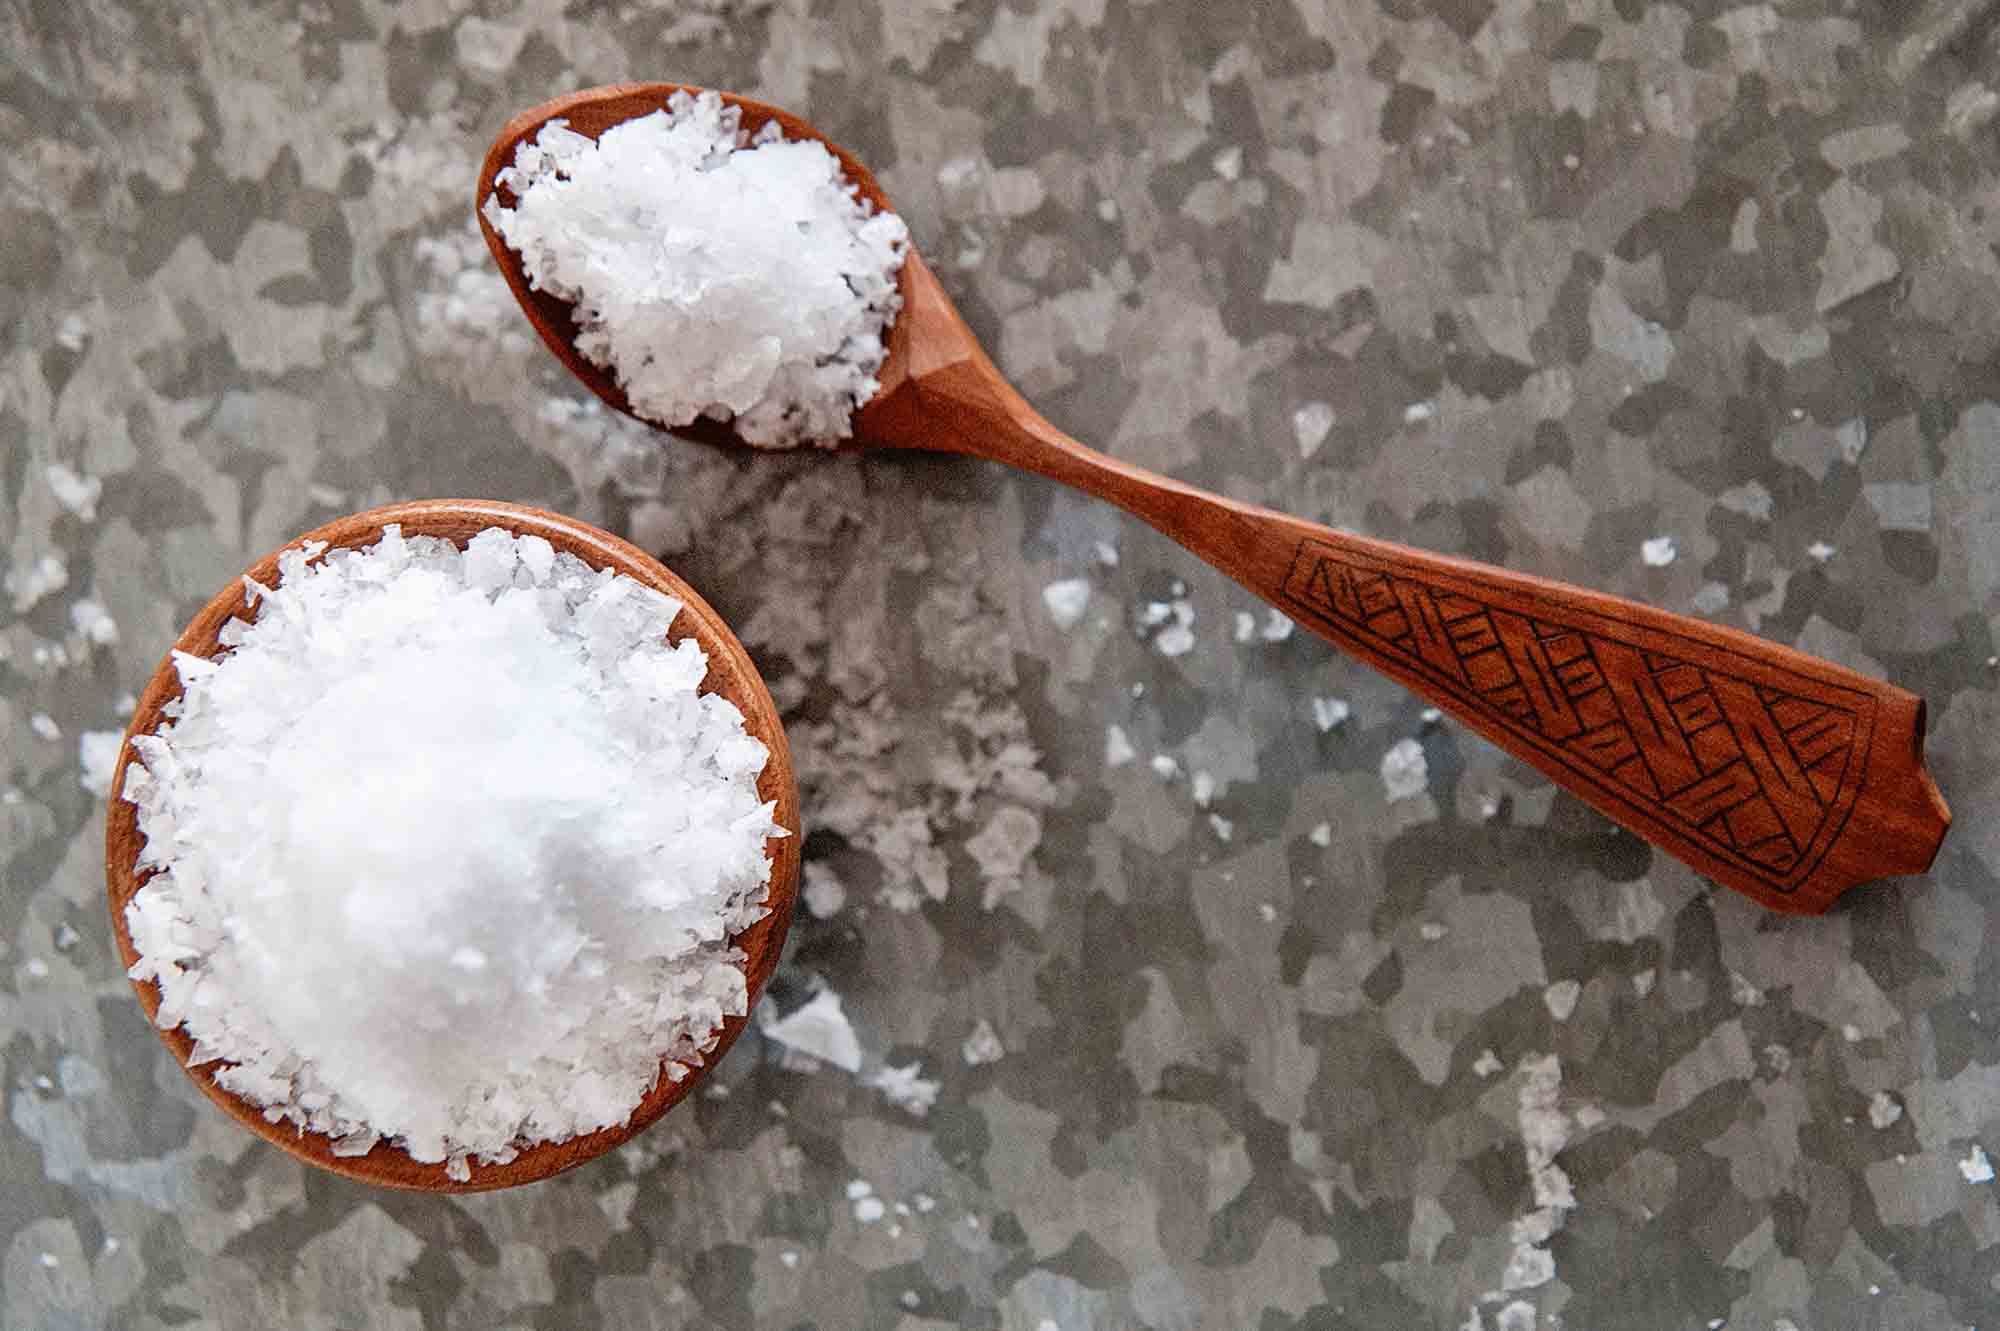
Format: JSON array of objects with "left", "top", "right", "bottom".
[
  {"left": 846, "top": 1179, "right": 873, "bottom": 1199},
  {"left": 1308, "top": 822, "right": 1332, "bottom": 847},
  {"left": 1042, "top": 578, "right": 1090, "bottom": 629},
  {"left": 1868, "top": 1091, "right": 1902, "bottom": 1129},
  {"left": 1380, "top": 738, "right": 1428, "bottom": 801},
  {"left": 1473, "top": 1050, "right": 1503, "bottom": 1078},
  {"left": 1190, "top": 770, "right": 1216, "bottom": 807},
  {"left": 802, "top": 862, "right": 846, "bottom": 919},
  {"left": 1543, "top": 980, "right": 1581, "bottom": 1022},
  {"left": 69, "top": 599, "right": 119, "bottom": 646},
  {"left": 78, "top": 730, "right": 122, "bottom": 799},
  {"left": 1961, "top": 1144, "right": 1995, "bottom": 1183},
  {"left": 1104, "top": 725, "right": 1136, "bottom": 768},
  {"left": 1311, "top": 697, "right": 1351, "bottom": 732},
  {"left": 1234, "top": 611, "right": 1257, "bottom": 643},
  {"left": 854, "top": 1196, "right": 886, "bottom": 1223},
  {"left": 1260, "top": 609, "right": 1295, "bottom": 642},
  {"left": 1807, "top": 541, "right": 1837, "bottom": 563},
  {"left": 1092, "top": 541, "right": 1119, "bottom": 567},
  {"left": 1404, "top": 401, "right": 1436, "bottom": 424},
  {"left": 7, "top": 554, "right": 68, "bottom": 613},
  {"left": 29, "top": 713, "right": 60, "bottom": 742},
  {"left": 46, "top": 464, "right": 102, "bottom": 521},
  {"left": 1154, "top": 600, "right": 1196, "bottom": 657},
  {"left": 1150, "top": 754, "right": 1180, "bottom": 780},
  {"left": 1208, "top": 814, "right": 1234, "bottom": 841},
  {"left": 484, "top": 91, "right": 908, "bottom": 449},
  {"left": 764, "top": 989, "right": 864, "bottom": 1073},
  {"left": 1641, "top": 535, "right": 1678, "bottom": 567},
  {"left": 869, "top": 1061, "right": 939, "bottom": 1117},
  {"left": 1293, "top": 401, "right": 1335, "bottom": 457}
]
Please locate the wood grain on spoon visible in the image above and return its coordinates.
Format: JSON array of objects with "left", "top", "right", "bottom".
[
  {"left": 104, "top": 500, "right": 801, "bottom": 1192},
  {"left": 480, "top": 85, "right": 1950, "bottom": 915}
]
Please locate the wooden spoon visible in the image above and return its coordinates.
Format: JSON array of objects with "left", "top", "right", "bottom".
[
  {"left": 104, "top": 499, "right": 801, "bottom": 1191},
  {"left": 478, "top": 85, "right": 1949, "bottom": 915}
]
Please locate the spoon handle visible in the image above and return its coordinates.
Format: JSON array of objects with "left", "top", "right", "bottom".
[{"left": 861, "top": 260, "right": 1948, "bottom": 914}]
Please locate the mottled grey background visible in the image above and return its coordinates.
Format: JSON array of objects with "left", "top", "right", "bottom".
[{"left": 6, "top": 0, "right": 2000, "bottom": 1327}]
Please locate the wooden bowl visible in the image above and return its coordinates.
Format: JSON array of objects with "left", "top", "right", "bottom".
[{"left": 103, "top": 499, "right": 801, "bottom": 1191}]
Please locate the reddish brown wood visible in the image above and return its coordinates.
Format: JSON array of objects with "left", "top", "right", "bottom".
[
  {"left": 104, "top": 500, "right": 801, "bottom": 1191},
  {"left": 480, "top": 86, "right": 1949, "bottom": 913}
]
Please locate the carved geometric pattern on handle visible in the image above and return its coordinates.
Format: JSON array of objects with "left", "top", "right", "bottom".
[{"left": 1281, "top": 539, "right": 1877, "bottom": 893}]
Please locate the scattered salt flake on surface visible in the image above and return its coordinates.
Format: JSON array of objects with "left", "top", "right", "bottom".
[
  {"left": 1257, "top": 903, "right": 1277, "bottom": 923},
  {"left": 1633, "top": 968, "right": 1657, "bottom": 996},
  {"left": 1209, "top": 813, "right": 1234, "bottom": 841},
  {"left": 1473, "top": 1050, "right": 1503, "bottom": 1078},
  {"left": 1418, "top": 706, "right": 1442, "bottom": 727},
  {"left": 1154, "top": 601, "right": 1196, "bottom": 657},
  {"left": 869, "top": 1061, "right": 939, "bottom": 1117},
  {"left": 900, "top": 1291, "right": 920, "bottom": 1310},
  {"left": 53, "top": 923, "right": 80, "bottom": 953},
  {"left": 1419, "top": 921, "right": 1447, "bottom": 941},
  {"left": 25, "top": 958, "right": 48, "bottom": 978},
  {"left": 1139, "top": 601, "right": 1172, "bottom": 628},
  {"left": 7, "top": 553, "right": 68, "bottom": 613},
  {"left": 1961, "top": 1144, "right": 1995, "bottom": 1183},
  {"left": 1641, "top": 535, "right": 1678, "bottom": 567},
  {"left": 484, "top": 90, "right": 908, "bottom": 449},
  {"left": 1308, "top": 822, "right": 1332, "bottom": 847},
  {"left": 69, "top": 599, "right": 119, "bottom": 646},
  {"left": 1091, "top": 542, "right": 1119, "bottom": 569},
  {"left": 1311, "top": 697, "right": 1351, "bottom": 731},
  {"left": 1807, "top": 541, "right": 1837, "bottom": 563},
  {"left": 1729, "top": 972, "right": 1765, "bottom": 1007},
  {"left": 1260, "top": 609, "right": 1295, "bottom": 642},
  {"left": 1293, "top": 401, "right": 1335, "bottom": 457},
  {"left": 1097, "top": 197, "right": 1119, "bottom": 222},
  {"left": 37, "top": 1253, "right": 57, "bottom": 1269},
  {"left": 29, "top": 713, "right": 60, "bottom": 741},
  {"left": 56, "top": 313, "right": 87, "bottom": 350},
  {"left": 46, "top": 464, "right": 102, "bottom": 521},
  {"left": 1575, "top": 1105, "right": 1605, "bottom": 1130},
  {"left": 114, "top": 693, "right": 135, "bottom": 717},
  {"left": 1104, "top": 725, "right": 1136, "bottom": 768},
  {"left": 764, "top": 989, "right": 864, "bottom": 1073},
  {"left": 1868, "top": 1091, "right": 1903, "bottom": 1129},
  {"left": 1234, "top": 611, "right": 1257, "bottom": 643},
  {"left": 1543, "top": 980, "right": 1581, "bottom": 1022},
  {"left": 1842, "top": 1023, "right": 1862, "bottom": 1043},
  {"left": 1190, "top": 771, "right": 1216, "bottom": 807},
  {"left": 1150, "top": 754, "right": 1180, "bottom": 779},
  {"left": 1041, "top": 578, "right": 1090, "bottom": 629},
  {"left": 913, "top": 1192, "right": 936, "bottom": 1213},
  {"left": 854, "top": 1196, "right": 886, "bottom": 1223},
  {"left": 79, "top": 730, "right": 122, "bottom": 799},
  {"left": 847, "top": 1179, "right": 873, "bottom": 1199},
  {"left": 1380, "top": 738, "right": 1428, "bottom": 801},
  {"left": 780, "top": 1251, "right": 800, "bottom": 1269},
  {"left": 1404, "top": 401, "right": 1436, "bottom": 424},
  {"left": 1212, "top": 145, "right": 1243, "bottom": 179},
  {"left": 802, "top": 862, "right": 846, "bottom": 919},
  {"left": 962, "top": 1018, "right": 1003, "bottom": 1066}
]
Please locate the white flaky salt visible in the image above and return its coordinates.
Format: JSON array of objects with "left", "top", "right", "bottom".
[
  {"left": 762, "top": 987, "right": 863, "bottom": 1072},
  {"left": 484, "top": 90, "right": 908, "bottom": 449},
  {"left": 120, "top": 526, "right": 782, "bottom": 1176},
  {"left": 1041, "top": 578, "right": 1090, "bottom": 629}
]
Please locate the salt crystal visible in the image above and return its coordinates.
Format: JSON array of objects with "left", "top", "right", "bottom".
[
  {"left": 1209, "top": 813, "right": 1234, "bottom": 841},
  {"left": 1380, "top": 738, "right": 1428, "bottom": 801},
  {"left": 53, "top": 923, "right": 80, "bottom": 953},
  {"left": 1257, "top": 903, "right": 1277, "bottom": 923},
  {"left": 1419, "top": 707, "right": 1441, "bottom": 727},
  {"left": 900, "top": 1290, "right": 920, "bottom": 1310},
  {"left": 1149, "top": 754, "right": 1180, "bottom": 779},
  {"left": 1154, "top": 600, "right": 1196, "bottom": 657},
  {"left": 1293, "top": 401, "right": 1335, "bottom": 458},
  {"left": 484, "top": 91, "right": 908, "bottom": 449},
  {"left": 764, "top": 988, "right": 864, "bottom": 1073},
  {"left": 853, "top": 1195, "right": 886, "bottom": 1223},
  {"left": 1190, "top": 771, "right": 1216, "bottom": 807},
  {"left": 801, "top": 862, "right": 846, "bottom": 919},
  {"left": 1104, "top": 725, "right": 1136, "bottom": 768},
  {"left": 1868, "top": 1091, "right": 1902, "bottom": 1129},
  {"left": 121, "top": 527, "right": 781, "bottom": 1173},
  {"left": 1097, "top": 197, "right": 1119, "bottom": 223},
  {"left": 78, "top": 730, "right": 122, "bottom": 799},
  {"left": 1234, "top": 611, "right": 1256, "bottom": 643},
  {"left": 1807, "top": 541, "right": 1837, "bottom": 563},
  {"left": 1641, "top": 536, "right": 1678, "bottom": 567},
  {"left": 962, "top": 1018, "right": 1004, "bottom": 1066},
  {"left": 1312, "top": 697, "right": 1351, "bottom": 732},
  {"left": 1633, "top": 968, "right": 1656, "bottom": 996},
  {"left": 1404, "top": 401, "right": 1435, "bottom": 425},
  {"left": 25, "top": 958, "right": 48, "bottom": 978},
  {"left": 1473, "top": 1049, "right": 1503, "bottom": 1077},
  {"left": 56, "top": 313, "right": 87, "bottom": 349},
  {"left": 46, "top": 464, "right": 102, "bottom": 521},
  {"left": 869, "top": 1061, "right": 939, "bottom": 1117},
  {"left": 1961, "top": 1144, "right": 1995, "bottom": 1183},
  {"left": 1308, "top": 822, "right": 1332, "bottom": 847},
  {"left": 913, "top": 1192, "right": 936, "bottom": 1212},
  {"left": 1543, "top": 980, "right": 1581, "bottom": 1022},
  {"left": 1042, "top": 578, "right": 1090, "bottom": 629},
  {"left": 29, "top": 713, "right": 60, "bottom": 742},
  {"left": 37, "top": 1253, "right": 57, "bottom": 1269},
  {"left": 1092, "top": 541, "right": 1119, "bottom": 567},
  {"left": 1212, "top": 145, "right": 1243, "bottom": 180},
  {"left": 780, "top": 1250, "right": 800, "bottom": 1268},
  {"left": 69, "top": 599, "right": 119, "bottom": 646},
  {"left": 1139, "top": 602, "right": 1172, "bottom": 628},
  {"left": 1418, "top": 922, "right": 1446, "bottom": 941},
  {"left": 846, "top": 1179, "right": 873, "bottom": 1199},
  {"left": 1259, "top": 610, "right": 1295, "bottom": 642},
  {"left": 7, "top": 554, "right": 68, "bottom": 613}
]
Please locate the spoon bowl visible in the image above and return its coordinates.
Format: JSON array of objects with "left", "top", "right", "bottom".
[
  {"left": 479, "top": 85, "right": 1947, "bottom": 915},
  {"left": 104, "top": 499, "right": 801, "bottom": 1192}
]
